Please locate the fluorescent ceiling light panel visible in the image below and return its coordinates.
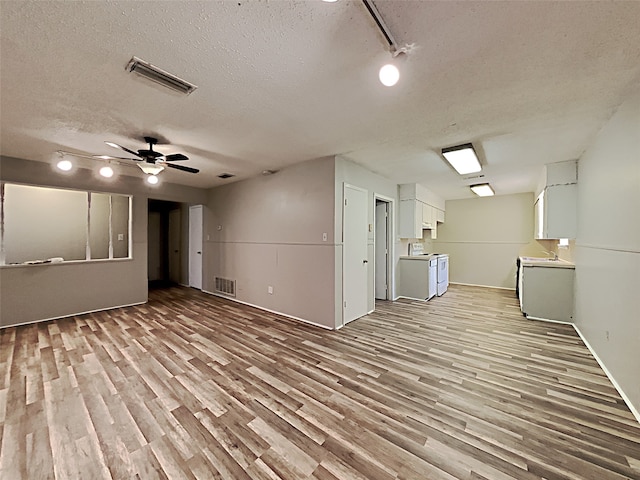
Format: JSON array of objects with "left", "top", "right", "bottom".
[
  {"left": 442, "top": 143, "right": 481, "bottom": 175},
  {"left": 470, "top": 183, "right": 495, "bottom": 197}
]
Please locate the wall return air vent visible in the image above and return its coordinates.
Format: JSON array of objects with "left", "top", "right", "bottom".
[
  {"left": 126, "top": 56, "right": 197, "bottom": 95},
  {"left": 215, "top": 277, "right": 236, "bottom": 297}
]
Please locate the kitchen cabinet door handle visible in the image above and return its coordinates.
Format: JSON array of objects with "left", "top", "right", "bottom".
[{"left": 363, "top": 259, "right": 368, "bottom": 264}]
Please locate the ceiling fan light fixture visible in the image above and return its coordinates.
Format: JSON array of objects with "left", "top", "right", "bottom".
[
  {"left": 56, "top": 159, "right": 73, "bottom": 171},
  {"left": 146, "top": 175, "right": 160, "bottom": 185},
  {"left": 442, "top": 143, "right": 482, "bottom": 175},
  {"left": 99, "top": 166, "right": 114, "bottom": 178},
  {"left": 470, "top": 183, "right": 495, "bottom": 197},
  {"left": 126, "top": 56, "right": 197, "bottom": 95},
  {"left": 138, "top": 163, "right": 165, "bottom": 175}
]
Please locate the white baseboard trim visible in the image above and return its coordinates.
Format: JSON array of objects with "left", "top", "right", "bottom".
[
  {"left": 0, "top": 300, "right": 147, "bottom": 329},
  {"left": 450, "top": 282, "right": 516, "bottom": 291},
  {"left": 572, "top": 324, "right": 640, "bottom": 425},
  {"left": 201, "top": 290, "right": 335, "bottom": 331},
  {"left": 525, "top": 315, "right": 573, "bottom": 325},
  {"left": 395, "top": 295, "right": 430, "bottom": 302}
]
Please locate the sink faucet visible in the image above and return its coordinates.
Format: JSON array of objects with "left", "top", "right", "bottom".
[{"left": 543, "top": 250, "right": 558, "bottom": 260}]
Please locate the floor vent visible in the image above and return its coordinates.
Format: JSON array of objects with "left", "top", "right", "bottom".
[{"left": 215, "top": 277, "right": 236, "bottom": 297}]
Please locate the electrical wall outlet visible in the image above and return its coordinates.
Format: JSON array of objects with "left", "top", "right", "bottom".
[
  {"left": 117, "top": 233, "right": 124, "bottom": 241},
  {"left": 322, "top": 232, "right": 327, "bottom": 242},
  {"left": 268, "top": 286, "right": 273, "bottom": 295}
]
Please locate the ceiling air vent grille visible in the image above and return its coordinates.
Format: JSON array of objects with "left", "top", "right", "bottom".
[
  {"left": 126, "top": 56, "right": 197, "bottom": 95},
  {"left": 215, "top": 277, "right": 236, "bottom": 297}
]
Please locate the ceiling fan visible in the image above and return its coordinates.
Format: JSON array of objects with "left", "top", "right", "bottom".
[{"left": 97, "top": 136, "right": 199, "bottom": 175}]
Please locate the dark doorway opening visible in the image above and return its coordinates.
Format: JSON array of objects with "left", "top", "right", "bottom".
[{"left": 148, "top": 199, "right": 183, "bottom": 289}]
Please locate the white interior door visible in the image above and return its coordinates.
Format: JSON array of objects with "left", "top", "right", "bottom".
[
  {"left": 168, "top": 208, "right": 181, "bottom": 284},
  {"left": 188, "top": 205, "right": 203, "bottom": 289},
  {"left": 375, "top": 201, "right": 389, "bottom": 300},
  {"left": 343, "top": 184, "right": 368, "bottom": 325}
]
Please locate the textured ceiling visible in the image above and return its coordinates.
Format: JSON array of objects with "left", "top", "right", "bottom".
[{"left": 1, "top": 0, "right": 639, "bottom": 199}]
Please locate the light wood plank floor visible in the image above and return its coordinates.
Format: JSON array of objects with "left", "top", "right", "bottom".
[{"left": 1, "top": 284, "right": 639, "bottom": 479}]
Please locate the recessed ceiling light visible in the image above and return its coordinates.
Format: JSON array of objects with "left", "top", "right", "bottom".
[
  {"left": 146, "top": 175, "right": 159, "bottom": 185},
  {"left": 99, "top": 166, "right": 114, "bottom": 178},
  {"left": 379, "top": 64, "right": 399, "bottom": 87},
  {"left": 57, "top": 159, "right": 73, "bottom": 171},
  {"left": 470, "top": 183, "right": 495, "bottom": 197},
  {"left": 442, "top": 143, "right": 481, "bottom": 175}
]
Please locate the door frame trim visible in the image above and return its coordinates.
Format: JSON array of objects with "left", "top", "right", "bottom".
[
  {"left": 374, "top": 193, "right": 394, "bottom": 303},
  {"left": 188, "top": 204, "right": 203, "bottom": 289}
]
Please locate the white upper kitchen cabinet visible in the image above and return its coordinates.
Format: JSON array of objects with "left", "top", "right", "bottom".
[
  {"left": 534, "top": 160, "right": 578, "bottom": 239},
  {"left": 422, "top": 203, "right": 434, "bottom": 228},
  {"left": 399, "top": 200, "right": 423, "bottom": 239},
  {"left": 398, "top": 184, "right": 445, "bottom": 239}
]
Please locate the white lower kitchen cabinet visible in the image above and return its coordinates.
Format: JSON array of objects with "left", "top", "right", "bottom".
[
  {"left": 397, "top": 256, "right": 437, "bottom": 300},
  {"left": 519, "top": 261, "right": 575, "bottom": 322}
]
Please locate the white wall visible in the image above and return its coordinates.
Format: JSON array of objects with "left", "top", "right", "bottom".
[
  {"left": 204, "top": 156, "right": 337, "bottom": 328},
  {"left": 574, "top": 90, "right": 640, "bottom": 417},
  {"left": 433, "top": 193, "right": 539, "bottom": 289},
  {"left": 334, "top": 156, "right": 399, "bottom": 311},
  {"left": 0, "top": 156, "right": 207, "bottom": 327}
]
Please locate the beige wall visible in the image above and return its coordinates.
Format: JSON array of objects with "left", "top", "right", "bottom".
[
  {"left": 573, "top": 89, "right": 640, "bottom": 417},
  {"left": 204, "top": 156, "right": 337, "bottom": 328},
  {"left": 0, "top": 156, "right": 207, "bottom": 327},
  {"left": 433, "top": 193, "right": 539, "bottom": 289}
]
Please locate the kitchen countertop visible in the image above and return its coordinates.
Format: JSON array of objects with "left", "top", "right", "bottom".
[
  {"left": 519, "top": 256, "right": 575, "bottom": 269},
  {"left": 399, "top": 255, "right": 438, "bottom": 261}
]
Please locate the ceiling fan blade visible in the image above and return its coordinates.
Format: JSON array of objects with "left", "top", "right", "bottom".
[
  {"left": 92, "top": 154, "right": 141, "bottom": 161},
  {"left": 164, "top": 153, "right": 189, "bottom": 162},
  {"left": 166, "top": 163, "right": 199, "bottom": 174},
  {"left": 105, "top": 141, "right": 142, "bottom": 158}
]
